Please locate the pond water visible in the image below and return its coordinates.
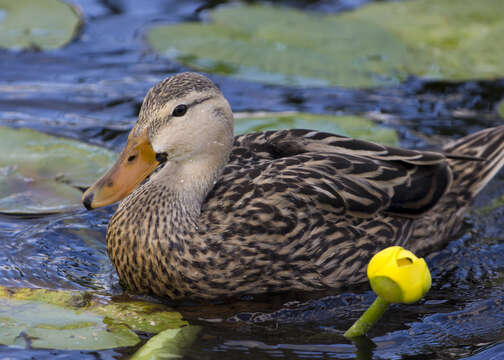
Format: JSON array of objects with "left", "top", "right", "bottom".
[{"left": 0, "top": 0, "right": 503, "bottom": 359}]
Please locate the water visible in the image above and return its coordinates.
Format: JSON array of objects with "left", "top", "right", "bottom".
[{"left": 0, "top": 0, "right": 503, "bottom": 359}]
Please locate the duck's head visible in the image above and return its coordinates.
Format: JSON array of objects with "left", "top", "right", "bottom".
[{"left": 82, "top": 72, "right": 234, "bottom": 210}]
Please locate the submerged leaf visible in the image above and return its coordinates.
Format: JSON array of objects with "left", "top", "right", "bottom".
[
  {"left": 0, "top": 126, "right": 116, "bottom": 214},
  {"left": 148, "top": 0, "right": 504, "bottom": 87},
  {"left": 235, "top": 112, "right": 398, "bottom": 146},
  {"left": 96, "top": 302, "right": 188, "bottom": 334},
  {"left": 0, "top": 0, "right": 81, "bottom": 49}
]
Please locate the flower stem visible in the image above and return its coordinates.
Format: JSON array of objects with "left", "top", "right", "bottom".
[{"left": 344, "top": 297, "right": 390, "bottom": 338}]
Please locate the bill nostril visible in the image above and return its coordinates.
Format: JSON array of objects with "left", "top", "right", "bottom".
[{"left": 83, "top": 193, "right": 94, "bottom": 210}]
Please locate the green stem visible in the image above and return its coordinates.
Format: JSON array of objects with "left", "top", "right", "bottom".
[{"left": 344, "top": 296, "right": 390, "bottom": 338}]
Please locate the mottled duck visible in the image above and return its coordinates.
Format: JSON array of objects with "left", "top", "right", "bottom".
[{"left": 83, "top": 72, "right": 504, "bottom": 300}]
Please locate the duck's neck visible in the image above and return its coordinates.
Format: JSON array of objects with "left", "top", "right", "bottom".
[{"left": 148, "top": 153, "right": 228, "bottom": 225}]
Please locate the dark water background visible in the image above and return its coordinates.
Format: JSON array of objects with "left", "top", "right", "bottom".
[{"left": 0, "top": 0, "right": 503, "bottom": 359}]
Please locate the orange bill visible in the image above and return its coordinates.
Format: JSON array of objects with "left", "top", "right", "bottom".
[{"left": 82, "top": 131, "right": 159, "bottom": 210}]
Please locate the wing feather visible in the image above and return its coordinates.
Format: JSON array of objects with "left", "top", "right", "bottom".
[{"left": 217, "top": 130, "right": 453, "bottom": 218}]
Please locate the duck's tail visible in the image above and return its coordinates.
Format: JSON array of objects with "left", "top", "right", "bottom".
[
  {"left": 444, "top": 125, "right": 504, "bottom": 200},
  {"left": 409, "top": 126, "right": 504, "bottom": 256}
]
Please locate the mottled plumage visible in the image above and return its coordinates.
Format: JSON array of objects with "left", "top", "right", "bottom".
[{"left": 84, "top": 72, "right": 504, "bottom": 300}]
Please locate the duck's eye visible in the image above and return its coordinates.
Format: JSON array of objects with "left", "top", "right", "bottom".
[{"left": 172, "top": 104, "right": 187, "bottom": 117}]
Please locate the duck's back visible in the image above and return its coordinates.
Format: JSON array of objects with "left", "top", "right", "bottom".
[{"left": 199, "top": 128, "right": 499, "bottom": 294}]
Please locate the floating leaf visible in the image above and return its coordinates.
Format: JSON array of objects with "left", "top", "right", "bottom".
[
  {"left": 0, "top": 286, "right": 89, "bottom": 306},
  {"left": 130, "top": 326, "right": 201, "bottom": 360},
  {"left": 0, "top": 286, "right": 189, "bottom": 351},
  {"left": 0, "top": 298, "right": 139, "bottom": 350},
  {"left": 148, "top": 0, "right": 504, "bottom": 87},
  {"left": 235, "top": 112, "right": 398, "bottom": 146},
  {"left": 498, "top": 100, "right": 504, "bottom": 119},
  {"left": 96, "top": 302, "right": 188, "bottom": 334},
  {"left": 148, "top": 5, "right": 409, "bottom": 87},
  {"left": 0, "top": 0, "right": 81, "bottom": 49},
  {"left": 346, "top": 0, "right": 504, "bottom": 81},
  {"left": 0, "top": 126, "right": 116, "bottom": 214}
]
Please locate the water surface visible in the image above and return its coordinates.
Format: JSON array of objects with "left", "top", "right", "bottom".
[{"left": 0, "top": 0, "right": 503, "bottom": 359}]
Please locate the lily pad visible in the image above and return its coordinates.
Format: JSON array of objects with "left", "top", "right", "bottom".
[
  {"left": 498, "top": 100, "right": 504, "bottom": 119},
  {"left": 148, "top": 5, "right": 409, "bottom": 87},
  {"left": 96, "top": 302, "right": 189, "bottom": 334},
  {"left": 0, "top": 126, "right": 116, "bottom": 214},
  {"left": 148, "top": 0, "right": 504, "bottom": 87},
  {"left": 235, "top": 112, "right": 398, "bottom": 146},
  {"left": 0, "top": 298, "right": 139, "bottom": 350},
  {"left": 130, "top": 326, "right": 201, "bottom": 360},
  {"left": 346, "top": 0, "right": 504, "bottom": 81},
  {"left": 0, "top": 0, "right": 81, "bottom": 49},
  {"left": 0, "top": 286, "right": 189, "bottom": 351}
]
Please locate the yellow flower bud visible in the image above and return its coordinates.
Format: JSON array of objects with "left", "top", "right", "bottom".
[{"left": 367, "top": 246, "right": 431, "bottom": 304}]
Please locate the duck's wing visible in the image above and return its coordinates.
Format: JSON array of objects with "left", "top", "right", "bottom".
[{"left": 225, "top": 129, "right": 453, "bottom": 218}]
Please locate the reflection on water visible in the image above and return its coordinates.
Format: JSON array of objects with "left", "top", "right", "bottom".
[{"left": 0, "top": 0, "right": 503, "bottom": 359}]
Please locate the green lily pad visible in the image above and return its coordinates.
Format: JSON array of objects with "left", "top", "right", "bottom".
[
  {"left": 346, "top": 0, "right": 504, "bottom": 81},
  {"left": 97, "top": 302, "right": 189, "bottom": 334},
  {"left": 0, "top": 298, "right": 139, "bottom": 350},
  {"left": 0, "top": 286, "right": 89, "bottom": 306},
  {"left": 130, "top": 326, "right": 201, "bottom": 360},
  {"left": 498, "top": 100, "right": 504, "bottom": 119},
  {"left": 0, "top": 0, "right": 81, "bottom": 50},
  {"left": 0, "top": 286, "right": 190, "bottom": 351},
  {"left": 148, "top": 0, "right": 504, "bottom": 87},
  {"left": 148, "top": 5, "right": 409, "bottom": 87},
  {"left": 235, "top": 112, "right": 398, "bottom": 146},
  {"left": 0, "top": 126, "right": 116, "bottom": 214}
]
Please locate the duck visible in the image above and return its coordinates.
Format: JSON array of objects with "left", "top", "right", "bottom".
[{"left": 82, "top": 72, "right": 504, "bottom": 300}]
